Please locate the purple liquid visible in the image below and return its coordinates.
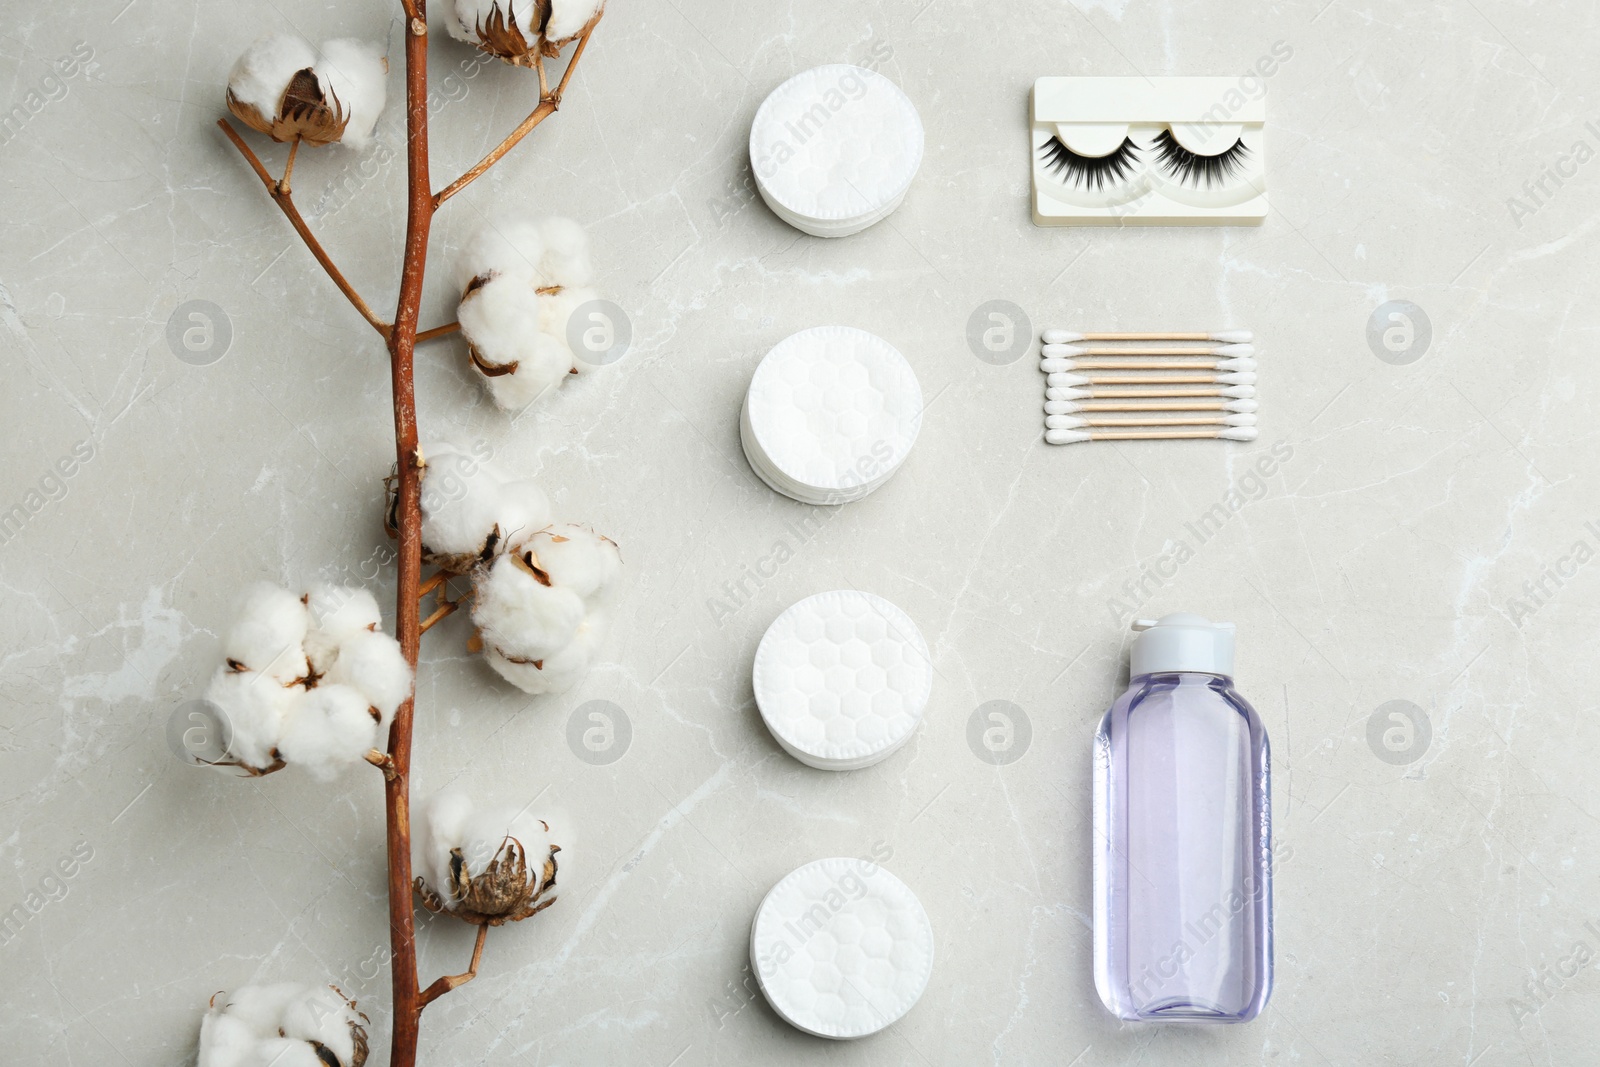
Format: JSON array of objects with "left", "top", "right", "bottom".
[{"left": 1093, "top": 671, "right": 1273, "bottom": 1022}]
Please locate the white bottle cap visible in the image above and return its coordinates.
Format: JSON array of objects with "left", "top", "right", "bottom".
[{"left": 1129, "top": 612, "right": 1236, "bottom": 677}]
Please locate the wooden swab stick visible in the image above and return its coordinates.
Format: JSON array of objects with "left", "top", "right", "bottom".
[
  {"left": 1048, "top": 371, "right": 1256, "bottom": 387},
  {"left": 1041, "top": 358, "right": 1255, "bottom": 372},
  {"left": 1045, "top": 399, "right": 1258, "bottom": 414},
  {"left": 1047, "top": 385, "right": 1256, "bottom": 400},
  {"left": 1046, "top": 413, "right": 1257, "bottom": 429},
  {"left": 1043, "top": 347, "right": 1254, "bottom": 358},
  {"left": 1043, "top": 330, "right": 1252, "bottom": 344},
  {"left": 1045, "top": 427, "right": 1259, "bottom": 444}
]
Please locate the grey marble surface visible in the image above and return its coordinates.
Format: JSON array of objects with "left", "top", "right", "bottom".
[{"left": 3, "top": 0, "right": 1599, "bottom": 1064}]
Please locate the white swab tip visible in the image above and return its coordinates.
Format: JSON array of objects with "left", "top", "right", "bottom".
[
  {"left": 1040, "top": 343, "right": 1086, "bottom": 357},
  {"left": 1212, "top": 330, "right": 1253, "bottom": 343},
  {"left": 1041, "top": 330, "right": 1084, "bottom": 344},
  {"left": 1219, "top": 427, "right": 1259, "bottom": 441},
  {"left": 1046, "top": 372, "right": 1090, "bottom": 387},
  {"left": 1215, "top": 357, "right": 1257, "bottom": 371},
  {"left": 1044, "top": 414, "right": 1086, "bottom": 429},
  {"left": 1045, "top": 387, "right": 1091, "bottom": 400},
  {"left": 1222, "top": 385, "right": 1256, "bottom": 398},
  {"left": 1217, "top": 344, "right": 1254, "bottom": 357},
  {"left": 1227, "top": 399, "right": 1259, "bottom": 413},
  {"left": 1223, "top": 414, "right": 1258, "bottom": 426},
  {"left": 1219, "top": 372, "right": 1257, "bottom": 385},
  {"left": 1044, "top": 428, "right": 1091, "bottom": 445}
]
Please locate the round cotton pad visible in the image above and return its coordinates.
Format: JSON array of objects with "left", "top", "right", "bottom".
[
  {"left": 741, "top": 326, "right": 922, "bottom": 506},
  {"left": 753, "top": 590, "right": 932, "bottom": 771},
  {"left": 749, "top": 857, "right": 934, "bottom": 1039},
  {"left": 749, "top": 64, "right": 924, "bottom": 237}
]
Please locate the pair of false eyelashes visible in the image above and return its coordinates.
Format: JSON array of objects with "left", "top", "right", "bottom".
[{"left": 1039, "top": 130, "right": 1251, "bottom": 190}]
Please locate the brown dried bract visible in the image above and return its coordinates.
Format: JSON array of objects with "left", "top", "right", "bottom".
[{"left": 414, "top": 832, "right": 560, "bottom": 926}]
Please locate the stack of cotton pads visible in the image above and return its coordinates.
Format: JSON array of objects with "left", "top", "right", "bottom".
[
  {"left": 753, "top": 590, "right": 932, "bottom": 771},
  {"left": 749, "top": 858, "right": 935, "bottom": 1039},
  {"left": 749, "top": 65, "right": 924, "bottom": 238},
  {"left": 741, "top": 326, "right": 923, "bottom": 505}
]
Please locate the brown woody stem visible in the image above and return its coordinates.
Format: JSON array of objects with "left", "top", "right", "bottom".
[
  {"left": 432, "top": 13, "right": 601, "bottom": 206},
  {"left": 420, "top": 924, "right": 489, "bottom": 1006},
  {"left": 416, "top": 321, "right": 461, "bottom": 343},
  {"left": 278, "top": 137, "right": 301, "bottom": 194},
  {"left": 218, "top": 119, "right": 391, "bottom": 339}
]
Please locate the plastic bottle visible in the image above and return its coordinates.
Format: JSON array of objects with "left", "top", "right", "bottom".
[{"left": 1092, "top": 612, "right": 1273, "bottom": 1022}]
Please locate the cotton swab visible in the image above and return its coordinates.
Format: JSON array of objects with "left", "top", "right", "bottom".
[
  {"left": 1042, "top": 330, "right": 1253, "bottom": 344},
  {"left": 1046, "top": 413, "right": 1257, "bottom": 429},
  {"left": 1040, "top": 357, "right": 1256, "bottom": 373},
  {"left": 1048, "top": 371, "right": 1256, "bottom": 387},
  {"left": 1044, "top": 398, "right": 1258, "bottom": 415},
  {"left": 1045, "top": 426, "right": 1259, "bottom": 445},
  {"left": 1041, "top": 343, "right": 1254, "bottom": 358},
  {"left": 1046, "top": 385, "right": 1256, "bottom": 401}
]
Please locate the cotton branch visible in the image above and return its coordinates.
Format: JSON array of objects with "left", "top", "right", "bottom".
[
  {"left": 433, "top": 14, "right": 602, "bottom": 207},
  {"left": 420, "top": 924, "right": 489, "bottom": 1006},
  {"left": 218, "top": 119, "right": 391, "bottom": 338}
]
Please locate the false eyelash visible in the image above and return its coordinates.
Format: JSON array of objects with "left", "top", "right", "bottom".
[
  {"left": 1037, "top": 135, "right": 1140, "bottom": 190},
  {"left": 1151, "top": 130, "right": 1251, "bottom": 187}
]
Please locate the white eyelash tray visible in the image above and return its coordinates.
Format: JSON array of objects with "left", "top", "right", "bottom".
[
  {"left": 740, "top": 326, "right": 922, "bottom": 506},
  {"left": 753, "top": 590, "right": 932, "bottom": 771},
  {"left": 1031, "top": 77, "right": 1267, "bottom": 226},
  {"left": 750, "top": 857, "right": 935, "bottom": 1039},
  {"left": 750, "top": 65, "right": 924, "bottom": 237}
]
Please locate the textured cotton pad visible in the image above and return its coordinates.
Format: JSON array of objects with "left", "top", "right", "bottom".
[
  {"left": 750, "top": 64, "right": 923, "bottom": 237},
  {"left": 750, "top": 857, "right": 934, "bottom": 1039},
  {"left": 742, "top": 326, "right": 922, "bottom": 505},
  {"left": 753, "top": 590, "right": 932, "bottom": 770}
]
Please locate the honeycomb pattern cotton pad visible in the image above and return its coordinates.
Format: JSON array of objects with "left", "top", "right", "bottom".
[
  {"left": 741, "top": 326, "right": 922, "bottom": 506},
  {"left": 749, "top": 858, "right": 935, "bottom": 1039},
  {"left": 753, "top": 590, "right": 932, "bottom": 771},
  {"left": 749, "top": 64, "right": 924, "bottom": 238}
]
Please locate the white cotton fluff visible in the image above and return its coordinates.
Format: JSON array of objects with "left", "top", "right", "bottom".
[
  {"left": 198, "top": 982, "right": 364, "bottom": 1067},
  {"left": 481, "top": 334, "right": 576, "bottom": 411},
  {"left": 419, "top": 441, "right": 507, "bottom": 560},
  {"left": 276, "top": 685, "right": 378, "bottom": 781},
  {"left": 224, "top": 582, "right": 310, "bottom": 682},
  {"left": 325, "top": 629, "right": 412, "bottom": 721},
  {"left": 545, "top": 0, "right": 603, "bottom": 44},
  {"left": 485, "top": 610, "right": 604, "bottom": 695},
  {"left": 534, "top": 216, "right": 595, "bottom": 287},
  {"left": 227, "top": 34, "right": 317, "bottom": 122},
  {"left": 455, "top": 219, "right": 546, "bottom": 290},
  {"left": 523, "top": 524, "right": 621, "bottom": 602},
  {"left": 316, "top": 39, "right": 388, "bottom": 151},
  {"left": 496, "top": 477, "right": 554, "bottom": 544},
  {"left": 204, "top": 670, "right": 300, "bottom": 770},
  {"left": 303, "top": 584, "right": 382, "bottom": 673},
  {"left": 412, "top": 790, "right": 555, "bottom": 910},
  {"left": 472, "top": 550, "right": 587, "bottom": 661},
  {"left": 459, "top": 273, "right": 548, "bottom": 369}
]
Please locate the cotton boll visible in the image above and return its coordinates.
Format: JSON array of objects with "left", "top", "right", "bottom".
[
  {"left": 280, "top": 985, "right": 361, "bottom": 1064},
  {"left": 534, "top": 217, "right": 594, "bottom": 287},
  {"left": 325, "top": 629, "right": 412, "bottom": 722},
  {"left": 472, "top": 549, "right": 587, "bottom": 661},
  {"left": 316, "top": 39, "right": 388, "bottom": 151},
  {"left": 224, "top": 582, "right": 310, "bottom": 682},
  {"left": 482, "top": 334, "right": 576, "bottom": 412},
  {"left": 448, "top": 0, "right": 538, "bottom": 48},
  {"left": 277, "top": 684, "right": 378, "bottom": 780},
  {"left": 249, "top": 1040, "right": 326, "bottom": 1067},
  {"left": 303, "top": 584, "right": 382, "bottom": 673},
  {"left": 495, "top": 478, "right": 552, "bottom": 545},
  {"left": 456, "top": 219, "right": 546, "bottom": 291},
  {"left": 419, "top": 441, "right": 506, "bottom": 567},
  {"left": 521, "top": 525, "right": 621, "bottom": 603},
  {"left": 226, "top": 34, "right": 317, "bottom": 126},
  {"left": 219, "top": 982, "right": 305, "bottom": 1034},
  {"left": 204, "top": 669, "right": 299, "bottom": 770}
]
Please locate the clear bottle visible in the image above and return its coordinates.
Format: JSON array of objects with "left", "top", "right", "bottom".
[{"left": 1092, "top": 613, "right": 1273, "bottom": 1022}]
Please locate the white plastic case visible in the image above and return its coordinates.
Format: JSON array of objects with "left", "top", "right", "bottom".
[{"left": 1031, "top": 77, "right": 1266, "bottom": 226}]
